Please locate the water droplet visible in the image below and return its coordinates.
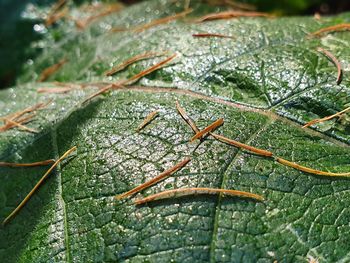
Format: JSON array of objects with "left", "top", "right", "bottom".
[{"left": 33, "top": 24, "right": 47, "bottom": 34}]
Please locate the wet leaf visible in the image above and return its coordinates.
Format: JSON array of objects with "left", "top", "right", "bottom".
[{"left": 1, "top": 1, "right": 350, "bottom": 262}]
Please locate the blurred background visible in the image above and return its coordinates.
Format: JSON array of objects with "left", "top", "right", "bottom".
[
  {"left": 119, "top": 0, "right": 350, "bottom": 15},
  {"left": 1, "top": 0, "right": 350, "bottom": 89}
]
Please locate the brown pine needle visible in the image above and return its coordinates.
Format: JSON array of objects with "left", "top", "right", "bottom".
[
  {"left": 0, "top": 113, "right": 36, "bottom": 132},
  {"left": 133, "top": 9, "right": 193, "bottom": 33},
  {"left": 190, "top": 118, "right": 224, "bottom": 142},
  {"left": 124, "top": 54, "right": 177, "bottom": 85},
  {"left": 4, "top": 100, "right": 51, "bottom": 121},
  {"left": 316, "top": 47, "right": 343, "bottom": 85},
  {"left": 0, "top": 118, "right": 38, "bottom": 133},
  {"left": 192, "top": 33, "right": 234, "bottom": 38},
  {"left": 45, "top": 0, "right": 66, "bottom": 26},
  {"left": 211, "top": 133, "right": 273, "bottom": 157},
  {"left": 309, "top": 23, "right": 350, "bottom": 38},
  {"left": 2, "top": 114, "right": 35, "bottom": 130},
  {"left": 109, "top": 26, "right": 128, "bottom": 33},
  {"left": 104, "top": 51, "right": 166, "bottom": 76},
  {"left": 75, "top": 3, "right": 123, "bottom": 30},
  {"left": 45, "top": 6, "right": 68, "bottom": 26},
  {"left": 303, "top": 106, "right": 350, "bottom": 128},
  {"left": 83, "top": 82, "right": 127, "bottom": 103},
  {"left": 136, "top": 110, "right": 159, "bottom": 132},
  {"left": 2, "top": 146, "right": 77, "bottom": 226},
  {"left": 49, "top": 0, "right": 66, "bottom": 13},
  {"left": 38, "top": 58, "right": 68, "bottom": 82},
  {"left": 175, "top": 101, "right": 200, "bottom": 134},
  {"left": 116, "top": 158, "right": 191, "bottom": 200},
  {"left": 0, "top": 159, "right": 55, "bottom": 168},
  {"left": 0, "top": 100, "right": 52, "bottom": 133},
  {"left": 83, "top": 54, "right": 176, "bottom": 103},
  {"left": 196, "top": 10, "right": 271, "bottom": 23},
  {"left": 135, "top": 187, "right": 264, "bottom": 205},
  {"left": 276, "top": 157, "right": 350, "bottom": 177},
  {"left": 0, "top": 115, "right": 33, "bottom": 132},
  {"left": 37, "top": 82, "right": 83, "bottom": 94},
  {"left": 82, "top": 83, "right": 122, "bottom": 104},
  {"left": 37, "top": 86, "right": 78, "bottom": 94},
  {"left": 5, "top": 100, "right": 52, "bottom": 121}
]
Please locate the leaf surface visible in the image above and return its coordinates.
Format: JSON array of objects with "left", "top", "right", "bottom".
[{"left": 1, "top": 1, "right": 350, "bottom": 262}]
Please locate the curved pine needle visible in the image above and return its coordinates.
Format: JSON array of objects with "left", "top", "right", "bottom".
[
  {"left": 83, "top": 54, "right": 176, "bottom": 103},
  {"left": 116, "top": 158, "right": 191, "bottom": 200},
  {"left": 196, "top": 10, "right": 271, "bottom": 23},
  {"left": 109, "top": 26, "right": 128, "bottom": 33},
  {"left": 0, "top": 100, "right": 52, "bottom": 133},
  {"left": 211, "top": 133, "right": 273, "bottom": 157},
  {"left": 309, "top": 23, "right": 350, "bottom": 37},
  {"left": 82, "top": 83, "right": 120, "bottom": 104},
  {"left": 48, "top": 0, "right": 66, "bottom": 14},
  {"left": 124, "top": 54, "right": 177, "bottom": 85},
  {"left": 192, "top": 33, "right": 234, "bottom": 38},
  {"left": 4, "top": 100, "right": 51, "bottom": 120},
  {"left": 104, "top": 51, "right": 166, "bottom": 76},
  {"left": 276, "top": 157, "right": 350, "bottom": 177},
  {"left": 0, "top": 117, "right": 37, "bottom": 133},
  {"left": 74, "top": 3, "right": 123, "bottom": 30},
  {"left": 37, "top": 86, "right": 78, "bottom": 94},
  {"left": 190, "top": 118, "right": 223, "bottom": 142},
  {"left": 133, "top": 9, "right": 193, "bottom": 33},
  {"left": 135, "top": 187, "right": 264, "bottom": 205},
  {"left": 2, "top": 146, "right": 77, "bottom": 226},
  {"left": 316, "top": 47, "right": 342, "bottom": 85},
  {"left": 45, "top": 0, "right": 66, "bottom": 26},
  {"left": 38, "top": 58, "right": 68, "bottom": 82},
  {"left": 0, "top": 159, "right": 55, "bottom": 168},
  {"left": 175, "top": 101, "right": 199, "bottom": 134},
  {"left": 45, "top": 6, "right": 68, "bottom": 26},
  {"left": 136, "top": 110, "right": 159, "bottom": 132},
  {"left": 12, "top": 114, "right": 36, "bottom": 125},
  {"left": 303, "top": 106, "right": 350, "bottom": 128}
]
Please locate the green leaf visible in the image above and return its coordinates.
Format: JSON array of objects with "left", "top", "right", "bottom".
[{"left": 1, "top": 1, "right": 350, "bottom": 262}]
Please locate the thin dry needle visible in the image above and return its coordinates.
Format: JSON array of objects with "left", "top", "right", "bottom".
[
  {"left": 135, "top": 187, "right": 264, "bottom": 205},
  {"left": 104, "top": 51, "right": 167, "bottom": 76},
  {"left": 2, "top": 146, "right": 77, "bottom": 226},
  {"left": 116, "top": 158, "right": 191, "bottom": 200},
  {"left": 276, "top": 157, "right": 350, "bottom": 177},
  {"left": 175, "top": 101, "right": 199, "bottom": 134},
  {"left": 190, "top": 118, "right": 223, "bottom": 142},
  {"left": 211, "top": 133, "right": 273, "bottom": 157},
  {"left": 316, "top": 47, "right": 342, "bottom": 85},
  {"left": 83, "top": 54, "right": 176, "bottom": 103},
  {"left": 303, "top": 106, "right": 350, "bottom": 128},
  {"left": 309, "top": 23, "right": 350, "bottom": 37},
  {"left": 0, "top": 159, "right": 55, "bottom": 168},
  {"left": 136, "top": 110, "right": 159, "bottom": 132}
]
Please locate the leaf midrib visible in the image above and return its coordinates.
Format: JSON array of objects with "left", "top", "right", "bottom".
[
  {"left": 208, "top": 119, "right": 273, "bottom": 262},
  {"left": 51, "top": 128, "right": 71, "bottom": 263},
  {"left": 2, "top": 83, "right": 348, "bottom": 164}
]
